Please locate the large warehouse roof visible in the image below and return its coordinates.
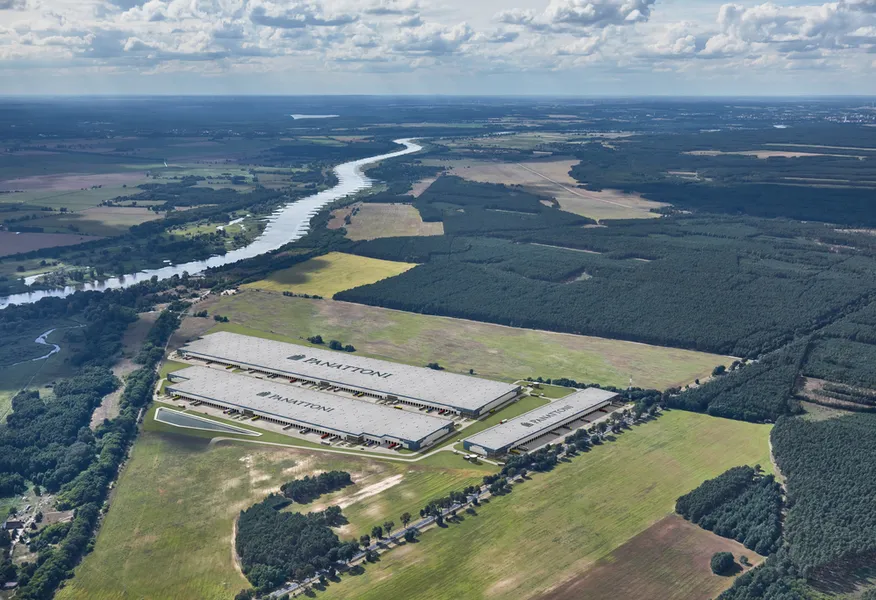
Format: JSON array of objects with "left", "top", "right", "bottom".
[
  {"left": 179, "top": 331, "right": 519, "bottom": 412},
  {"left": 166, "top": 366, "right": 454, "bottom": 444},
  {"left": 463, "top": 388, "right": 618, "bottom": 452}
]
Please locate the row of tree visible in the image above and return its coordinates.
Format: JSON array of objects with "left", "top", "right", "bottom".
[
  {"left": 11, "top": 305, "right": 183, "bottom": 599},
  {"left": 280, "top": 471, "right": 353, "bottom": 504}
]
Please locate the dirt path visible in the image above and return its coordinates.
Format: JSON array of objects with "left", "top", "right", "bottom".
[
  {"left": 231, "top": 515, "right": 244, "bottom": 579},
  {"left": 768, "top": 437, "right": 786, "bottom": 489},
  {"left": 310, "top": 474, "right": 405, "bottom": 512}
]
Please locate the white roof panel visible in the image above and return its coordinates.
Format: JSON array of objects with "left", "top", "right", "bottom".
[
  {"left": 166, "top": 366, "right": 454, "bottom": 443},
  {"left": 464, "top": 388, "right": 617, "bottom": 451},
  {"left": 179, "top": 331, "right": 519, "bottom": 412}
]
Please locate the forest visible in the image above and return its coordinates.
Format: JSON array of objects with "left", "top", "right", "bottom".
[
  {"left": 719, "top": 412, "right": 876, "bottom": 599},
  {"left": 235, "top": 496, "right": 357, "bottom": 592},
  {"left": 772, "top": 413, "right": 876, "bottom": 576},
  {"left": 667, "top": 343, "right": 805, "bottom": 422},
  {"left": 336, "top": 215, "right": 876, "bottom": 357},
  {"left": 676, "top": 466, "right": 783, "bottom": 555},
  {"left": 563, "top": 128, "right": 876, "bottom": 226}
]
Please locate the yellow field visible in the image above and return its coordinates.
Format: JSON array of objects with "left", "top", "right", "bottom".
[
  {"left": 329, "top": 203, "right": 444, "bottom": 241},
  {"left": 242, "top": 252, "right": 417, "bottom": 298},
  {"left": 424, "top": 158, "right": 667, "bottom": 221}
]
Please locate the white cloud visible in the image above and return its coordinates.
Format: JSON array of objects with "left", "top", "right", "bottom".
[
  {"left": 0, "top": 0, "right": 874, "bottom": 92},
  {"left": 498, "top": 0, "right": 657, "bottom": 31}
]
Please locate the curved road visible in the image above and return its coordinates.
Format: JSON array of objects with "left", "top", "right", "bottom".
[{"left": 0, "top": 138, "right": 422, "bottom": 310}]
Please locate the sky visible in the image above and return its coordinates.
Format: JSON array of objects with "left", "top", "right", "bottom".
[{"left": 0, "top": 0, "right": 875, "bottom": 96}]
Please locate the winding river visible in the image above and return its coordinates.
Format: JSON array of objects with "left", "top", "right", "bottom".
[{"left": 0, "top": 138, "right": 421, "bottom": 310}]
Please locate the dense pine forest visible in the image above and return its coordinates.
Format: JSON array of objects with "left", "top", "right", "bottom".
[
  {"left": 719, "top": 412, "right": 876, "bottom": 599},
  {"left": 336, "top": 215, "right": 876, "bottom": 357},
  {"left": 676, "top": 466, "right": 783, "bottom": 555}
]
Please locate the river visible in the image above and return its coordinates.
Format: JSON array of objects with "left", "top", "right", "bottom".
[{"left": 0, "top": 138, "right": 421, "bottom": 310}]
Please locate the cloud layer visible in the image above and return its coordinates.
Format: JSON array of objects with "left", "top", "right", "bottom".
[{"left": 0, "top": 0, "right": 874, "bottom": 93}]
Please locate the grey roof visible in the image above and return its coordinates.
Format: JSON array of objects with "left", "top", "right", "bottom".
[
  {"left": 463, "top": 388, "right": 617, "bottom": 452},
  {"left": 166, "top": 366, "right": 454, "bottom": 443},
  {"left": 179, "top": 331, "right": 519, "bottom": 412}
]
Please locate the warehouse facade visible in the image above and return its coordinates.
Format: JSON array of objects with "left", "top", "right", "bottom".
[
  {"left": 166, "top": 366, "right": 455, "bottom": 450},
  {"left": 177, "top": 331, "right": 520, "bottom": 418},
  {"left": 462, "top": 388, "right": 618, "bottom": 457}
]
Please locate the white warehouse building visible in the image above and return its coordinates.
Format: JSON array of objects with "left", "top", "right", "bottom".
[
  {"left": 463, "top": 388, "right": 618, "bottom": 457},
  {"left": 166, "top": 366, "right": 455, "bottom": 450},
  {"left": 177, "top": 331, "right": 521, "bottom": 418}
]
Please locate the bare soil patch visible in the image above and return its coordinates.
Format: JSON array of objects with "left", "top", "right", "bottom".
[
  {"left": 796, "top": 376, "right": 876, "bottom": 412},
  {"left": 0, "top": 231, "right": 103, "bottom": 257},
  {"left": 538, "top": 514, "right": 761, "bottom": 600},
  {"left": 169, "top": 301, "right": 221, "bottom": 351},
  {"left": 426, "top": 158, "right": 666, "bottom": 221},
  {"left": 0, "top": 172, "right": 146, "bottom": 192}
]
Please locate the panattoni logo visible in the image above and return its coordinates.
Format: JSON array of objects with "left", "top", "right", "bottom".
[
  {"left": 288, "top": 354, "right": 306, "bottom": 361},
  {"left": 257, "top": 391, "right": 271, "bottom": 397}
]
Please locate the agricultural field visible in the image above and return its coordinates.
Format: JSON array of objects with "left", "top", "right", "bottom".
[
  {"left": 241, "top": 252, "right": 417, "bottom": 299},
  {"left": 424, "top": 158, "right": 666, "bottom": 221},
  {"left": 538, "top": 515, "right": 762, "bottom": 600},
  {"left": 317, "top": 411, "right": 772, "bottom": 600},
  {"left": 56, "top": 416, "right": 490, "bottom": 600},
  {"left": 0, "top": 231, "right": 101, "bottom": 257},
  {"left": 20, "top": 206, "right": 162, "bottom": 236},
  {"left": 328, "top": 203, "right": 444, "bottom": 240},
  {"left": 206, "top": 291, "right": 730, "bottom": 389}
]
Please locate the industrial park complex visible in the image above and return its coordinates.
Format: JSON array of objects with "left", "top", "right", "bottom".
[
  {"left": 166, "top": 331, "right": 620, "bottom": 455},
  {"left": 166, "top": 366, "right": 455, "bottom": 450}
]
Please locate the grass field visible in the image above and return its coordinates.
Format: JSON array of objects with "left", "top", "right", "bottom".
[
  {"left": 317, "top": 411, "right": 772, "bottom": 600},
  {"left": 21, "top": 206, "right": 162, "bottom": 236},
  {"left": 241, "top": 252, "right": 417, "bottom": 299},
  {"left": 538, "top": 514, "right": 763, "bottom": 600},
  {"left": 0, "top": 231, "right": 103, "bottom": 257},
  {"left": 207, "top": 291, "right": 730, "bottom": 389},
  {"left": 424, "top": 158, "right": 667, "bottom": 221},
  {"left": 56, "top": 417, "right": 491, "bottom": 600},
  {"left": 328, "top": 203, "right": 444, "bottom": 240}
]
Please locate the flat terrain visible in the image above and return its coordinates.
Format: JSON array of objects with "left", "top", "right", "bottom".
[
  {"left": 208, "top": 291, "right": 730, "bottom": 389},
  {"left": 0, "top": 231, "right": 102, "bottom": 256},
  {"left": 318, "top": 410, "right": 772, "bottom": 600},
  {"left": 538, "top": 514, "right": 762, "bottom": 600},
  {"left": 23, "top": 205, "right": 162, "bottom": 236},
  {"left": 57, "top": 415, "right": 489, "bottom": 600},
  {"left": 241, "top": 252, "right": 417, "bottom": 298},
  {"left": 328, "top": 203, "right": 444, "bottom": 240},
  {"left": 685, "top": 150, "right": 863, "bottom": 159},
  {"left": 425, "top": 158, "right": 666, "bottom": 221}
]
